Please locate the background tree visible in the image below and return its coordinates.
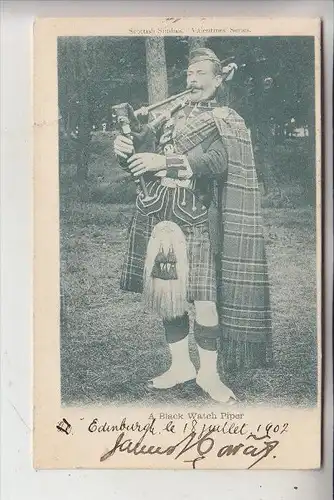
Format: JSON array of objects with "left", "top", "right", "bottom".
[
  {"left": 58, "top": 36, "right": 148, "bottom": 183},
  {"left": 188, "top": 36, "right": 207, "bottom": 53},
  {"left": 58, "top": 37, "right": 97, "bottom": 184},
  {"left": 58, "top": 35, "right": 315, "bottom": 205},
  {"left": 145, "top": 37, "right": 168, "bottom": 104}
]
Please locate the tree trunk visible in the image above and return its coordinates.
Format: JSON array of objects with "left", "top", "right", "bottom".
[
  {"left": 145, "top": 37, "right": 168, "bottom": 105},
  {"left": 189, "top": 37, "right": 207, "bottom": 53},
  {"left": 75, "top": 38, "right": 91, "bottom": 185},
  {"left": 254, "top": 121, "right": 279, "bottom": 196}
]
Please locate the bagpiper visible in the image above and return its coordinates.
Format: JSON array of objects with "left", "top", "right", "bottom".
[{"left": 114, "top": 47, "right": 272, "bottom": 403}]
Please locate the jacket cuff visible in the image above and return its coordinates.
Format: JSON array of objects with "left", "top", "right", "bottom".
[{"left": 165, "top": 154, "right": 193, "bottom": 180}]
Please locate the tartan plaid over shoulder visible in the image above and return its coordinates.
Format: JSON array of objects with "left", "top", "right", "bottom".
[{"left": 211, "top": 107, "right": 273, "bottom": 366}]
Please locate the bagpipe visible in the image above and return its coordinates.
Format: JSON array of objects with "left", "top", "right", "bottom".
[{"left": 111, "top": 57, "right": 238, "bottom": 201}]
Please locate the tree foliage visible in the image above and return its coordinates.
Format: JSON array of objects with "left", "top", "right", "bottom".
[
  {"left": 58, "top": 35, "right": 314, "bottom": 134},
  {"left": 58, "top": 35, "right": 315, "bottom": 198}
]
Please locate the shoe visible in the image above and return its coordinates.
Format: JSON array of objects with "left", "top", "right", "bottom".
[
  {"left": 196, "top": 345, "right": 237, "bottom": 403},
  {"left": 148, "top": 336, "right": 196, "bottom": 389}
]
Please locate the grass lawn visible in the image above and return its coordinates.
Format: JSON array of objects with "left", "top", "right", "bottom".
[{"left": 60, "top": 192, "right": 318, "bottom": 409}]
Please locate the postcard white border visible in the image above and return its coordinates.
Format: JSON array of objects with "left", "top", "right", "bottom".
[{"left": 1, "top": 1, "right": 333, "bottom": 499}]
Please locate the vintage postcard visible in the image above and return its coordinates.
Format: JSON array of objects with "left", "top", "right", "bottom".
[{"left": 33, "top": 17, "right": 322, "bottom": 470}]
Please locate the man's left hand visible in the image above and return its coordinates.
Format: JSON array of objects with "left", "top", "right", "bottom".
[{"left": 127, "top": 153, "right": 166, "bottom": 177}]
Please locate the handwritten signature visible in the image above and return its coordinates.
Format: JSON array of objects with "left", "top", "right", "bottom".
[{"left": 100, "top": 424, "right": 280, "bottom": 469}]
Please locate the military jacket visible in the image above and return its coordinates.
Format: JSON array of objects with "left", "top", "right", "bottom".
[{"left": 132, "top": 99, "right": 228, "bottom": 226}]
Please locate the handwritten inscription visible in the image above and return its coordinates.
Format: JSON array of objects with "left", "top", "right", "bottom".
[
  {"left": 54, "top": 414, "right": 290, "bottom": 468},
  {"left": 88, "top": 417, "right": 156, "bottom": 435},
  {"left": 99, "top": 424, "right": 281, "bottom": 469},
  {"left": 85, "top": 415, "right": 289, "bottom": 469}
]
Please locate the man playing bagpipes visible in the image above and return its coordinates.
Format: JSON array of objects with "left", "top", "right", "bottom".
[{"left": 113, "top": 48, "right": 272, "bottom": 403}]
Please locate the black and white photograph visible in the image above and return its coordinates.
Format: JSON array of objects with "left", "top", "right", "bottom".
[
  {"left": 57, "top": 32, "right": 319, "bottom": 410},
  {"left": 1, "top": 2, "right": 331, "bottom": 488}
]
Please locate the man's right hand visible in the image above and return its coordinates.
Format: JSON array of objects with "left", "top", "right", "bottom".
[{"left": 114, "top": 135, "right": 134, "bottom": 159}]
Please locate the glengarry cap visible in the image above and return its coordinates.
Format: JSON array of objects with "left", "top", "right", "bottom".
[{"left": 188, "top": 47, "right": 221, "bottom": 66}]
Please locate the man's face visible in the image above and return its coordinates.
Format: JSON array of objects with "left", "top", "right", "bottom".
[{"left": 186, "top": 60, "right": 222, "bottom": 103}]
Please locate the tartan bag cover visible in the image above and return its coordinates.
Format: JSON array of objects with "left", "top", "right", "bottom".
[{"left": 170, "top": 104, "right": 273, "bottom": 365}]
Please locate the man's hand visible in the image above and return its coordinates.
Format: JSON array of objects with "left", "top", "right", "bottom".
[
  {"left": 127, "top": 153, "right": 167, "bottom": 177},
  {"left": 114, "top": 135, "right": 134, "bottom": 158}
]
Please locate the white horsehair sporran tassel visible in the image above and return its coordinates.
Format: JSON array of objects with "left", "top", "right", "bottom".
[{"left": 143, "top": 221, "right": 188, "bottom": 320}]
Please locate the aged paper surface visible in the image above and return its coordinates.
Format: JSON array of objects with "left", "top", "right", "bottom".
[{"left": 33, "top": 17, "right": 322, "bottom": 470}]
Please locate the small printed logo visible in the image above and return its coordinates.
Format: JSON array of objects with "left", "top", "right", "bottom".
[{"left": 56, "top": 418, "right": 72, "bottom": 435}]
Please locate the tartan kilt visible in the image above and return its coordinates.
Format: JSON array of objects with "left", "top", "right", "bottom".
[{"left": 120, "top": 210, "right": 217, "bottom": 302}]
